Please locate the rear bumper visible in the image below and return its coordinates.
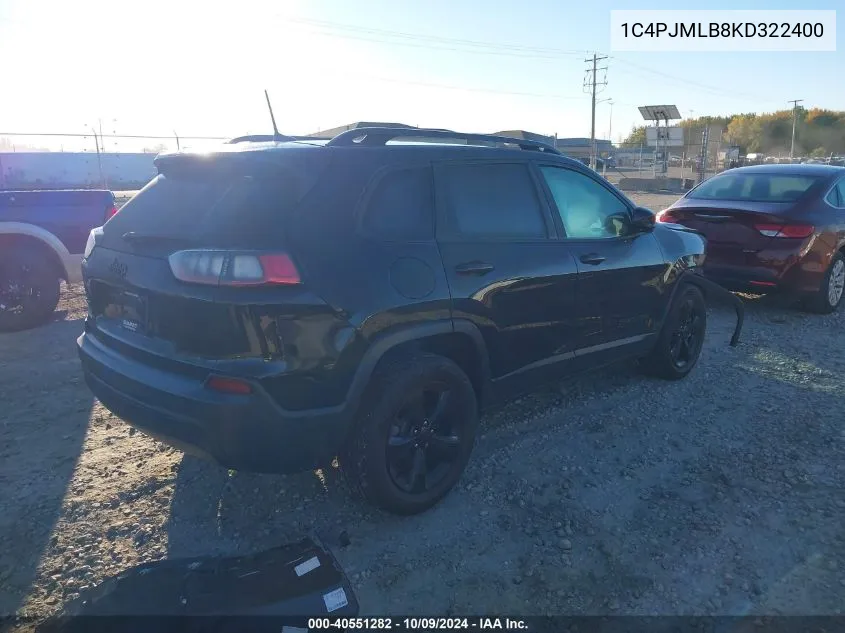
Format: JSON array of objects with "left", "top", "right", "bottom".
[
  {"left": 77, "top": 329, "right": 353, "bottom": 474},
  {"left": 703, "top": 244, "right": 827, "bottom": 294},
  {"left": 702, "top": 266, "right": 784, "bottom": 293}
]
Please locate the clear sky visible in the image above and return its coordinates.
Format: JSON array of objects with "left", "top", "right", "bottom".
[{"left": 0, "top": 0, "right": 841, "bottom": 152}]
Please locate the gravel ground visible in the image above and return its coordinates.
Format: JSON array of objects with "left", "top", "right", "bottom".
[{"left": 2, "top": 193, "right": 844, "bottom": 623}]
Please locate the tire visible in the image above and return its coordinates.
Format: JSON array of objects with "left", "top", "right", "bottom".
[
  {"left": 0, "top": 247, "right": 61, "bottom": 332},
  {"left": 804, "top": 252, "right": 845, "bottom": 314},
  {"left": 342, "top": 353, "right": 479, "bottom": 515},
  {"left": 640, "top": 284, "right": 707, "bottom": 381}
]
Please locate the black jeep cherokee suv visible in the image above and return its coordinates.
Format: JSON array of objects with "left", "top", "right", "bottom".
[{"left": 78, "top": 127, "right": 727, "bottom": 515}]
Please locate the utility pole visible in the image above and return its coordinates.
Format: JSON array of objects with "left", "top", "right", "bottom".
[
  {"left": 90, "top": 126, "right": 103, "bottom": 188},
  {"left": 789, "top": 99, "right": 803, "bottom": 160},
  {"left": 697, "top": 127, "right": 710, "bottom": 183},
  {"left": 584, "top": 53, "right": 608, "bottom": 170}
]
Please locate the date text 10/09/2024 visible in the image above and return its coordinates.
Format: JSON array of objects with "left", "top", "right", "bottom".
[
  {"left": 307, "top": 617, "right": 529, "bottom": 630},
  {"left": 619, "top": 22, "right": 824, "bottom": 38}
]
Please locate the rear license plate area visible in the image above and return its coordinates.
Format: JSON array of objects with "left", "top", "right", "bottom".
[{"left": 102, "top": 288, "right": 148, "bottom": 335}]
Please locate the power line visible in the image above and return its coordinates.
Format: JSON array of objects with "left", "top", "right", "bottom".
[
  {"left": 284, "top": 16, "right": 591, "bottom": 58},
  {"left": 286, "top": 17, "right": 784, "bottom": 108},
  {"left": 287, "top": 25, "right": 578, "bottom": 60},
  {"left": 322, "top": 70, "right": 593, "bottom": 101},
  {"left": 608, "top": 57, "right": 783, "bottom": 106}
]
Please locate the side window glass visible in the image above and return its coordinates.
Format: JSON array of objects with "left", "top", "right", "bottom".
[
  {"left": 440, "top": 163, "right": 547, "bottom": 238},
  {"left": 539, "top": 166, "right": 630, "bottom": 238},
  {"left": 835, "top": 180, "right": 845, "bottom": 208},
  {"left": 363, "top": 168, "right": 434, "bottom": 240},
  {"left": 825, "top": 186, "right": 840, "bottom": 207}
]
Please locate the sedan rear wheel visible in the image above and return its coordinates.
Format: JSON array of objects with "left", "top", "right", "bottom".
[
  {"left": 827, "top": 258, "right": 845, "bottom": 306},
  {"left": 806, "top": 253, "right": 845, "bottom": 314}
]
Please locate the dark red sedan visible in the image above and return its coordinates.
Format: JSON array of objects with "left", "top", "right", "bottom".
[{"left": 657, "top": 164, "right": 845, "bottom": 313}]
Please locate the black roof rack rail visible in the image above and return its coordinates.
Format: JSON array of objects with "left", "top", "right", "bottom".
[
  {"left": 227, "top": 134, "right": 331, "bottom": 144},
  {"left": 325, "top": 127, "right": 561, "bottom": 154}
]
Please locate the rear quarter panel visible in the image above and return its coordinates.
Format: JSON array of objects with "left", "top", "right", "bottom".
[{"left": 275, "top": 151, "right": 453, "bottom": 410}]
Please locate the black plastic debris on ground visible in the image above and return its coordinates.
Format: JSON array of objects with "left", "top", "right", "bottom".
[{"left": 37, "top": 536, "right": 358, "bottom": 633}]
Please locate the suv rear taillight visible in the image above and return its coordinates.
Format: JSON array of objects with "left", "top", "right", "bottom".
[
  {"left": 83, "top": 227, "right": 103, "bottom": 260},
  {"left": 168, "top": 250, "right": 301, "bottom": 286},
  {"left": 753, "top": 224, "right": 815, "bottom": 238},
  {"left": 106, "top": 205, "right": 118, "bottom": 221}
]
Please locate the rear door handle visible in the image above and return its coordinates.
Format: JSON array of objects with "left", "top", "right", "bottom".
[
  {"left": 579, "top": 253, "right": 606, "bottom": 265},
  {"left": 454, "top": 261, "right": 495, "bottom": 275}
]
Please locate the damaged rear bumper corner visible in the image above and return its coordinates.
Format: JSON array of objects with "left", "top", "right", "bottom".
[{"left": 682, "top": 272, "right": 744, "bottom": 347}]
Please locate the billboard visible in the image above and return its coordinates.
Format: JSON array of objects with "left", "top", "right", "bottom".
[{"left": 645, "top": 126, "right": 684, "bottom": 147}]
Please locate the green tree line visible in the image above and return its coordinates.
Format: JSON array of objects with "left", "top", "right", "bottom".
[{"left": 621, "top": 108, "right": 845, "bottom": 157}]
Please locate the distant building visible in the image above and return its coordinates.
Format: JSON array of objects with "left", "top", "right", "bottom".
[
  {"left": 493, "top": 130, "right": 556, "bottom": 145},
  {"left": 555, "top": 137, "right": 613, "bottom": 159},
  {"left": 613, "top": 148, "right": 652, "bottom": 167},
  {"left": 306, "top": 125, "right": 613, "bottom": 159},
  {"left": 492, "top": 131, "right": 613, "bottom": 159},
  {"left": 307, "top": 122, "right": 416, "bottom": 138}
]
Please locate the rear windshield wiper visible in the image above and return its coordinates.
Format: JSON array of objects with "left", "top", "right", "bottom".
[{"left": 121, "top": 232, "right": 199, "bottom": 246}]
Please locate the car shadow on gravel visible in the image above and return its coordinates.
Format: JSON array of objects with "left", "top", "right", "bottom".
[
  {"left": 158, "top": 302, "right": 845, "bottom": 616},
  {"left": 0, "top": 317, "right": 95, "bottom": 617},
  {"left": 162, "top": 363, "right": 651, "bottom": 568},
  {"left": 166, "top": 454, "right": 360, "bottom": 560}
]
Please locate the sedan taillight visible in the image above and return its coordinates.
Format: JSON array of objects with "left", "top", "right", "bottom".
[
  {"left": 753, "top": 224, "right": 815, "bottom": 238},
  {"left": 168, "top": 250, "right": 301, "bottom": 286},
  {"left": 655, "top": 209, "right": 679, "bottom": 223}
]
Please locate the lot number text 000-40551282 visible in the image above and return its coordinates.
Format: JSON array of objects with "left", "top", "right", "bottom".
[{"left": 306, "top": 617, "right": 529, "bottom": 630}]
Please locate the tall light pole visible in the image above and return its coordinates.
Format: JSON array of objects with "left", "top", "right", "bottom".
[
  {"left": 607, "top": 99, "right": 614, "bottom": 142},
  {"left": 789, "top": 99, "right": 803, "bottom": 160}
]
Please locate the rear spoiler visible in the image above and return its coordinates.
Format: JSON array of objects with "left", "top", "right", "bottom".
[{"left": 153, "top": 151, "right": 299, "bottom": 177}]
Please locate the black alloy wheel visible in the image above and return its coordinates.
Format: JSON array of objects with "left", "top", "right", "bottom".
[
  {"left": 640, "top": 284, "right": 707, "bottom": 380},
  {"left": 385, "top": 381, "right": 464, "bottom": 494},
  {"left": 668, "top": 294, "right": 705, "bottom": 370},
  {"left": 343, "top": 353, "right": 478, "bottom": 515}
]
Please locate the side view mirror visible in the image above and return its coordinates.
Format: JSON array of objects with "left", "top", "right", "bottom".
[{"left": 630, "top": 206, "right": 656, "bottom": 233}]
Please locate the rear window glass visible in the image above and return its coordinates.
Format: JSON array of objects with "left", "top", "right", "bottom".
[
  {"left": 362, "top": 168, "right": 434, "bottom": 240},
  {"left": 689, "top": 173, "right": 820, "bottom": 202},
  {"left": 107, "top": 172, "right": 299, "bottom": 247}
]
